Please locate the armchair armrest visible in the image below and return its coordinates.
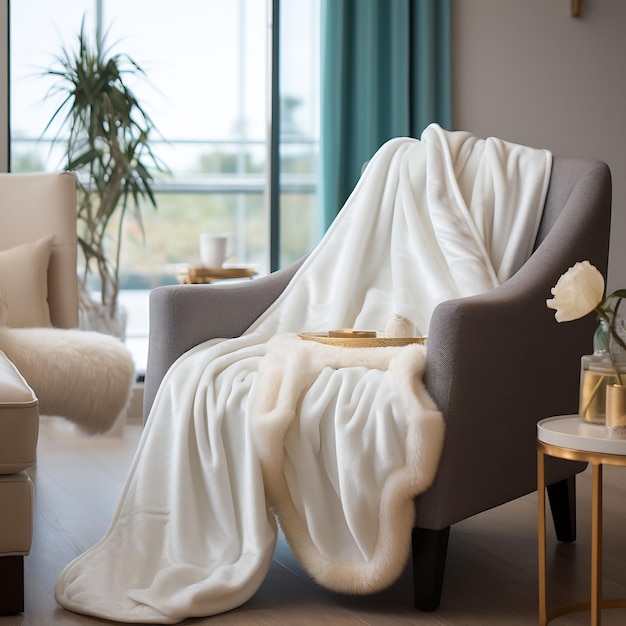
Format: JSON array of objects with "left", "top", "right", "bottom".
[
  {"left": 143, "top": 260, "right": 303, "bottom": 418},
  {"left": 417, "top": 273, "right": 593, "bottom": 529},
  {"left": 416, "top": 170, "right": 610, "bottom": 529}
]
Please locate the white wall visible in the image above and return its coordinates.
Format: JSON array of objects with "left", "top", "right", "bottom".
[
  {"left": 453, "top": 0, "right": 626, "bottom": 290},
  {"left": 0, "top": 0, "right": 8, "bottom": 171}
]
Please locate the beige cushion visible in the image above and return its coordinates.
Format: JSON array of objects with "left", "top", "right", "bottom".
[{"left": 0, "top": 236, "right": 53, "bottom": 328}]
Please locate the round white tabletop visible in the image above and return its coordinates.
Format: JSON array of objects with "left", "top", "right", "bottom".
[{"left": 537, "top": 414, "right": 626, "bottom": 457}]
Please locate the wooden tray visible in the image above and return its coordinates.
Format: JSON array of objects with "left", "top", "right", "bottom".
[{"left": 298, "top": 332, "right": 427, "bottom": 348}]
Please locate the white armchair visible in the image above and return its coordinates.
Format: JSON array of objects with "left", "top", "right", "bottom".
[{"left": 0, "top": 172, "right": 78, "bottom": 614}]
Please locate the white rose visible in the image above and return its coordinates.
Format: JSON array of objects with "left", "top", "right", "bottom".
[{"left": 546, "top": 260, "right": 605, "bottom": 322}]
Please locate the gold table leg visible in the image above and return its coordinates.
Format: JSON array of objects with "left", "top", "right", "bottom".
[
  {"left": 591, "top": 462, "right": 603, "bottom": 626},
  {"left": 538, "top": 449, "right": 548, "bottom": 625},
  {"left": 537, "top": 438, "right": 626, "bottom": 624}
]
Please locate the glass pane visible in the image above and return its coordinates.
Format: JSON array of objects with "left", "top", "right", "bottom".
[
  {"left": 88, "top": 0, "right": 270, "bottom": 282},
  {"left": 280, "top": 192, "right": 319, "bottom": 267},
  {"left": 279, "top": 0, "right": 321, "bottom": 264},
  {"left": 10, "top": 1, "right": 94, "bottom": 167},
  {"left": 11, "top": 0, "right": 270, "bottom": 279}
]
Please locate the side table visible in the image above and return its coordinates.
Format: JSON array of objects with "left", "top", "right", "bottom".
[{"left": 537, "top": 415, "right": 626, "bottom": 625}]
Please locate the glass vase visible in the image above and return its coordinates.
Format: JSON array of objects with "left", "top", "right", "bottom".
[
  {"left": 579, "top": 353, "right": 626, "bottom": 424},
  {"left": 579, "top": 319, "right": 626, "bottom": 425}
]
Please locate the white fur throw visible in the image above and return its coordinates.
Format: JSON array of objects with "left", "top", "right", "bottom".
[
  {"left": 0, "top": 326, "right": 135, "bottom": 434},
  {"left": 253, "top": 335, "right": 444, "bottom": 594}
]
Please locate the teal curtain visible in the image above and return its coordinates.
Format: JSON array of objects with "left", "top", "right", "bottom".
[{"left": 320, "top": 0, "right": 451, "bottom": 230}]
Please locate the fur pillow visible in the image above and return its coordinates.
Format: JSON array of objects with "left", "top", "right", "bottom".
[
  {"left": 0, "top": 237, "right": 53, "bottom": 328},
  {"left": 0, "top": 326, "right": 135, "bottom": 434}
]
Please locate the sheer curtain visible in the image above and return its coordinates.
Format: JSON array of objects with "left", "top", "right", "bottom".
[{"left": 320, "top": 0, "right": 451, "bottom": 229}]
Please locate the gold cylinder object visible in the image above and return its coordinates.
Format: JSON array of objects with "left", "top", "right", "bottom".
[{"left": 606, "top": 384, "right": 626, "bottom": 438}]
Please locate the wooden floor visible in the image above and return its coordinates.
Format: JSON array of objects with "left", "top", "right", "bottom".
[{"left": 3, "top": 416, "right": 626, "bottom": 625}]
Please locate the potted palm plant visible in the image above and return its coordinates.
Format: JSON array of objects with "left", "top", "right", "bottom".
[{"left": 44, "top": 19, "right": 164, "bottom": 337}]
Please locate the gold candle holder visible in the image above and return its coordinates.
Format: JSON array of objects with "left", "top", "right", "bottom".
[{"left": 606, "top": 384, "right": 626, "bottom": 439}]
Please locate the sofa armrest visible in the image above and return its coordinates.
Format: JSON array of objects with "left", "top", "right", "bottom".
[
  {"left": 143, "top": 260, "right": 303, "bottom": 418},
  {"left": 0, "top": 350, "right": 38, "bottom": 475}
]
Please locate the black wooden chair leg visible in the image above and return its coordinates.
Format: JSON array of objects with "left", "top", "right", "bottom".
[
  {"left": 411, "top": 526, "right": 450, "bottom": 611},
  {"left": 0, "top": 555, "right": 24, "bottom": 615},
  {"left": 547, "top": 475, "right": 577, "bottom": 542}
]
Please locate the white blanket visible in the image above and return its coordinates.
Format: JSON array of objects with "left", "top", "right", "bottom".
[{"left": 55, "top": 125, "right": 551, "bottom": 623}]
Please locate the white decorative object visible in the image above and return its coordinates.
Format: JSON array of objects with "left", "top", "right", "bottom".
[
  {"left": 199, "top": 233, "right": 230, "bottom": 268},
  {"left": 385, "top": 314, "right": 418, "bottom": 338}
]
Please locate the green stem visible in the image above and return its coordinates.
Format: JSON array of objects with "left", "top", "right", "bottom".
[
  {"left": 611, "top": 298, "right": 626, "bottom": 350},
  {"left": 595, "top": 305, "right": 625, "bottom": 385}
]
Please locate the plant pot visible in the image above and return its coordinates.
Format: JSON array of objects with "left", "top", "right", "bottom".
[
  {"left": 606, "top": 384, "right": 626, "bottom": 438},
  {"left": 79, "top": 299, "right": 128, "bottom": 342}
]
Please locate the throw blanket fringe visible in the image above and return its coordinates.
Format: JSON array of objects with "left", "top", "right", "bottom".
[{"left": 254, "top": 335, "right": 444, "bottom": 592}]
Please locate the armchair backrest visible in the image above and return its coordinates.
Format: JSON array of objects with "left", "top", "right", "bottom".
[
  {"left": 0, "top": 172, "right": 79, "bottom": 329},
  {"left": 535, "top": 157, "right": 611, "bottom": 275}
]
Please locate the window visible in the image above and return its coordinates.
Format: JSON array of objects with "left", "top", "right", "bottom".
[{"left": 10, "top": 0, "right": 320, "bottom": 369}]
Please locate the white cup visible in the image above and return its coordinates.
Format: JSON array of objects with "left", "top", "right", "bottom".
[{"left": 199, "top": 233, "right": 230, "bottom": 268}]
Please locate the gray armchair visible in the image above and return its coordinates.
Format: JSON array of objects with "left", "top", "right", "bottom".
[{"left": 144, "top": 157, "right": 611, "bottom": 611}]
